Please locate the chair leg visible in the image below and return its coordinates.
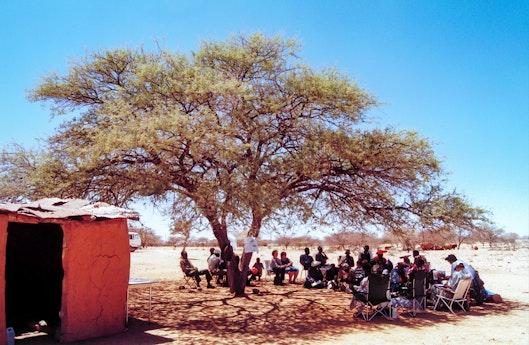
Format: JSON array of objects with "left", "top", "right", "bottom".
[{"left": 182, "top": 275, "right": 200, "bottom": 289}]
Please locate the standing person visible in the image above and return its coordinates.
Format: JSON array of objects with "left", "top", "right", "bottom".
[
  {"left": 299, "top": 247, "right": 314, "bottom": 271},
  {"left": 445, "top": 253, "right": 486, "bottom": 305},
  {"left": 180, "top": 250, "right": 215, "bottom": 289},
  {"left": 340, "top": 249, "right": 355, "bottom": 268},
  {"left": 315, "top": 246, "right": 329, "bottom": 266},
  {"left": 270, "top": 250, "right": 286, "bottom": 286},
  {"left": 444, "top": 254, "right": 476, "bottom": 279},
  {"left": 280, "top": 251, "right": 299, "bottom": 284},
  {"left": 358, "top": 245, "right": 372, "bottom": 263}
]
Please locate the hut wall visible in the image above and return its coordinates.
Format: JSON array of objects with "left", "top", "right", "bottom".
[{"left": 59, "top": 218, "right": 130, "bottom": 343}]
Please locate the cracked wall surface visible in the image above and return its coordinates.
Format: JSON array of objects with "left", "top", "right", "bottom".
[{"left": 55, "top": 219, "right": 130, "bottom": 343}]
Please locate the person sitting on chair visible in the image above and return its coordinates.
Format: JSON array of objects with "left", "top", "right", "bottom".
[
  {"left": 432, "top": 262, "right": 471, "bottom": 305},
  {"left": 371, "top": 249, "right": 393, "bottom": 271},
  {"left": 350, "top": 264, "right": 381, "bottom": 310},
  {"left": 180, "top": 250, "right": 215, "bottom": 289},
  {"left": 280, "top": 251, "right": 299, "bottom": 284},
  {"left": 412, "top": 250, "right": 430, "bottom": 272},
  {"left": 338, "top": 263, "right": 355, "bottom": 292},
  {"left": 270, "top": 250, "right": 286, "bottom": 285},
  {"left": 408, "top": 257, "right": 427, "bottom": 281},
  {"left": 304, "top": 260, "right": 324, "bottom": 288},
  {"left": 325, "top": 263, "right": 340, "bottom": 290},
  {"left": 207, "top": 248, "right": 227, "bottom": 285}
]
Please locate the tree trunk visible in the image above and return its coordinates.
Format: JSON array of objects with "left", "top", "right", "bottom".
[{"left": 206, "top": 209, "right": 262, "bottom": 297}]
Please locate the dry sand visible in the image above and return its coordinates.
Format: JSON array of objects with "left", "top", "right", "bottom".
[{"left": 22, "top": 244, "right": 529, "bottom": 345}]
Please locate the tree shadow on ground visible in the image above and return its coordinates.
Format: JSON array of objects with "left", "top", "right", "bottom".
[{"left": 122, "top": 279, "right": 526, "bottom": 345}]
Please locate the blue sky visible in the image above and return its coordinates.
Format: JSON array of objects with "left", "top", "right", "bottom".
[{"left": 1, "top": 1, "right": 527, "bottom": 239}]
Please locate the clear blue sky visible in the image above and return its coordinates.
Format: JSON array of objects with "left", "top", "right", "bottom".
[{"left": 1, "top": 1, "right": 527, "bottom": 239}]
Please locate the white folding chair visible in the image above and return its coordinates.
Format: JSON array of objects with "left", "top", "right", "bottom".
[
  {"left": 434, "top": 278, "right": 472, "bottom": 313},
  {"left": 263, "top": 260, "right": 274, "bottom": 281}
]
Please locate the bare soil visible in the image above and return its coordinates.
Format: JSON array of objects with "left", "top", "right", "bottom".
[{"left": 18, "top": 245, "right": 529, "bottom": 344}]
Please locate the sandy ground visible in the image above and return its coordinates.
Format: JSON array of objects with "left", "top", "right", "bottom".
[{"left": 21, "top": 244, "right": 529, "bottom": 345}]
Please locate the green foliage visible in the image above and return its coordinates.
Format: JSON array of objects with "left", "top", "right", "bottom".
[{"left": 0, "top": 33, "right": 485, "bottom": 254}]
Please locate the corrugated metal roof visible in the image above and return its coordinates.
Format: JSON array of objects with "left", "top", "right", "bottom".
[{"left": 0, "top": 198, "right": 140, "bottom": 221}]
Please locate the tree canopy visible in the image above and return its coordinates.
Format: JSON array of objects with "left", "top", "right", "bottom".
[{"left": 0, "top": 33, "right": 488, "bottom": 295}]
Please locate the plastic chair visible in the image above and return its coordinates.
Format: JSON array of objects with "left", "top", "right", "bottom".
[
  {"left": 434, "top": 278, "right": 472, "bottom": 313},
  {"left": 263, "top": 260, "right": 274, "bottom": 281},
  {"left": 299, "top": 268, "right": 308, "bottom": 280}
]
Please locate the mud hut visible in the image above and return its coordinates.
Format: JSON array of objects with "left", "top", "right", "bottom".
[{"left": 0, "top": 198, "right": 139, "bottom": 344}]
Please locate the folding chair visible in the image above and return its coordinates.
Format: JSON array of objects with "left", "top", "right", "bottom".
[
  {"left": 180, "top": 268, "right": 200, "bottom": 289},
  {"left": 401, "top": 270, "right": 427, "bottom": 317},
  {"left": 356, "top": 274, "right": 392, "bottom": 321},
  {"left": 263, "top": 260, "right": 274, "bottom": 281},
  {"left": 434, "top": 278, "right": 472, "bottom": 314},
  {"left": 299, "top": 268, "right": 308, "bottom": 280}
]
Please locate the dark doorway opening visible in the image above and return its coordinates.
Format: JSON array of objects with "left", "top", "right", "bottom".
[{"left": 5, "top": 222, "right": 64, "bottom": 338}]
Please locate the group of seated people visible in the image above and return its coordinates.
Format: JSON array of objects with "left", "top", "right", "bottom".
[
  {"left": 270, "top": 244, "right": 489, "bottom": 313},
  {"left": 180, "top": 244, "right": 488, "bottom": 310},
  {"left": 349, "top": 249, "right": 488, "bottom": 312},
  {"left": 300, "top": 245, "right": 394, "bottom": 291},
  {"left": 180, "top": 247, "right": 265, "bottom": 289}
]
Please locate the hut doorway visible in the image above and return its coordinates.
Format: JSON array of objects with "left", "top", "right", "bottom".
[{"left": 5, "top": 222, "right": 64, "bottom": 336}]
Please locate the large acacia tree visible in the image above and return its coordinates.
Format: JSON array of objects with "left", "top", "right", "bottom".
[{"left": 2, "top": 34, "right": 448, "bottom": 295}]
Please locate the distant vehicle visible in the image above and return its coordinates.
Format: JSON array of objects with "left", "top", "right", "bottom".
[{"left": 129, "top": 232, "right": 142, "bottom": 252}]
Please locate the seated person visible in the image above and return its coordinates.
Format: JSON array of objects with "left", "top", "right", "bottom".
[
  {"left": 352, "top": 260, "right": 369, "bottom": 286},
  {"left": 250, "top": 257, "right": 264, "bottom": 281},
  {"left": 371, "top": 249, "right": 394, "bottom": 271},
  {"left": 270, "top": 250, "right": 286, "bottom": 286},
  {"left": 408, "top": 258, "right": 427, "bottom": 281},
  {"left": 412, "top": 250, "right": 430, "bottom": 272},
  {"left": 280, "top": 251, "right": 299, "bottom": 284},
  {"left": 350, "top": 264, "right": 381, "bottom": 309},
  {"left": 338, "top": 263, "right": 355, "bottom": 292},
  {"left": 325, "top": 263, "right": 340, "bottom": 290},
  {"left": 431, "top": 262, "right": 471, "bottom": 305},
  {"left": 304, "top": 260, "right": 324, "bottom": 288},
  {"left": 180, "top": 250, "right": 215, "bottom": 289},
  {"left": 207, "top": 248, "right": 227, "bottom": 284}
]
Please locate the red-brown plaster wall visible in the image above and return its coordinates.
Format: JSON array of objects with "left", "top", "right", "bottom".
[{"left": 59, "top": 218, "right": 130, "bottom": 342}]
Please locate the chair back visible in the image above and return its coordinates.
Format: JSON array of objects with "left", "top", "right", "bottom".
[
  {"left": 411, "top": 270, "right": 427, "bottom": 298},
  {"left": 367, "top": 274, "right": 390, "bottom": 304},
  {"left": 264, "top": 260, "right": 273, "bottom": 274},
  {"left": 453, "top": 278, "right": 472, "bottom": 299}
]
